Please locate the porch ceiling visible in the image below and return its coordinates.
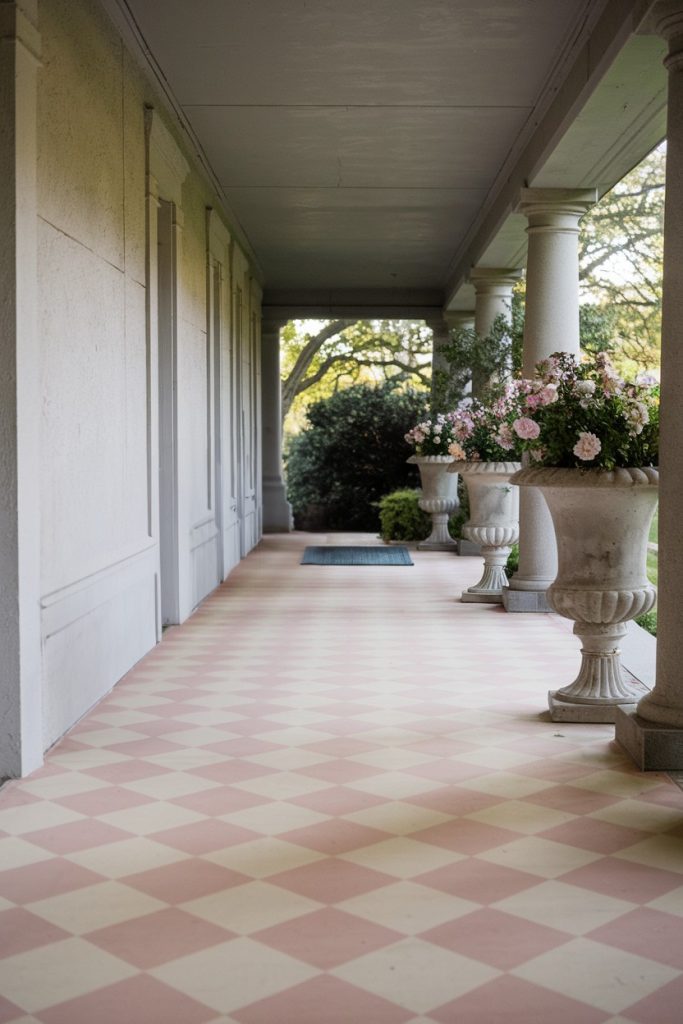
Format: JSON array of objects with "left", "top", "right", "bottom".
[{"left": 112, "top": 0, "right": 666, "bottom": 316}]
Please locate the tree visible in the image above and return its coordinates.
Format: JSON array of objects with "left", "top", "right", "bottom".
[
  {"left": 281, "top": 319, "right": 432, "bottom": 427},
  {"left": 284, "top": 382, "right": 429, "bottom": 531},
  {"left": 579, "top": 143, "right": 664, "bottom": 371}
]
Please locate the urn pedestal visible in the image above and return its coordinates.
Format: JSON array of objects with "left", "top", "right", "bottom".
[
  {"left": 511, "top": 466, "right": 658, "bottom": 723},
  {"left": 449, "top": 461, "right": 521, "bottom": 603},
  {"left": 408, "top": 456, "right": 459, "bottom": 550}
]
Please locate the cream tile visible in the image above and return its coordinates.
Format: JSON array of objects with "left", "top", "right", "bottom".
[
  {"left": 465, "top": 800, "right": 576, "bottom": 835},
  {"left": 647, "top": 885, "right": 683, "bottom": 917},
  {"left": 151, "top": 938, "right": 317, "bottom": 1013},
  {"left": 232, "top": 773, "right": 332, "bottom": 801},
  {"left": 616, "top": 835, "right": 683, "bottom": 874},
  {"left": 344, "top": 803, "right": 452, "bottom": 836},
  {"left": 244, "top": 749, "right": 333, "bottom": 770},
  {"left": 341, "top": 837, "right": 463, "bottom": 878},
  {"left": 183, "top": 880, "right": 321, "bottom": 933},
  {"left": 480, "top": 836, "right": 601, "bottom": 878},
  {"left": 459, "top": 774, "right": 554, "bottom": 799},
  {"left": 346, "top": 750, "right": 436, "bottom": 770},
  {"left": 512, "top": 937, "right": 679, "bottom": 1014},
  {"left": 65, "top": 728, "right": 146, "bottom": 748},
  {"left": 338, "top": 881, "right": 478, "bottom": 934},
  {"left": 0, "top": 801, "right": 84, "bottom": 836},
  {"left": 204, "top": 838, "right": 325, "bottom": 877},
  {"left": 589, "top": 800, "right": 683, "bottom": 833},
  {"left": 144, "top": 750, "right": 227, "bottom": 770},
  {"left": 0, "top": 937, "right": 136, "bottom": 1012},
  {"left": 20, "top": 774, "right": 109, "bottom": 800},
  {"left": 98, "top": 801, "right": 205, "bottom": 835},
  {"left": 493, "top": 879, "right": 636, "bottom": 935},
  {"left": 348, "top": 773, "right": 443, "bottom": 799},
  {"left": 574, "top": 770, "right": 667, "bottom": 799},
  {"left": 333, "top": 938, "right": 499, "bottom": 1013},
  {"left": 122, "top": 772, "right": 222, "bottom": 800},
  {"left": 28, "top": 880, "right": 167, "bottom": 932},
  {"left": 66, "top": 836, "right": 188, "bottom": 878},
  {"left": 220, "top": 801, "right": 329, "bottom": 834},
  {"left": 0, "top": 836, "right": 55, "bottom": 871}
]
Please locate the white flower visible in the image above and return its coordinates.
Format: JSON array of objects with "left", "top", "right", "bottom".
[
  {"left": 575, "top": 380, "right": 596, "bottom": 397},
  {"left": 573, "top": 431, "right": 602, "bottom": 461}
]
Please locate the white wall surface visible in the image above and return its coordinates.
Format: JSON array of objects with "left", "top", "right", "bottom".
[{"left": 30, "top": 0, "right": 261, "bottom": 754}]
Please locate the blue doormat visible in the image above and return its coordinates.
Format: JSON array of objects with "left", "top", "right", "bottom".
[{"left": 301, "top": 546, "right": 413, "bottom": 566}]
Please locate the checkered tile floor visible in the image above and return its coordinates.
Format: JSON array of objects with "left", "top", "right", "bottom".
[{"left": 1, "top": 533, "right": 682, "bottom": 1023}]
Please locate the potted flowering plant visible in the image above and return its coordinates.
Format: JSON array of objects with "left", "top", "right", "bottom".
[
  {"left": 404, "top": 415, "right": 461, "bottom": 549},
  {"left": 510, "top": 351, "right": 659, "bottom": 722},
  {"left": 445, "top": 382, "right": 528, "bottom": 601}
]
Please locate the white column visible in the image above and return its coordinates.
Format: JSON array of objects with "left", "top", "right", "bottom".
[
  {"left": 503, "top": 188, "right": 596, "bottom": 613},
  {"left": 261, "top": 318, "right": 292, "bottom": 532},
  {"left": 470, "top": 268, "right": 521, "bottom": 395},
  {"left": 0, "top": 2, "right": 43, "bottom": 777},
  {"left": 617, "top": 2, "right": 683, "bottom": 768}
]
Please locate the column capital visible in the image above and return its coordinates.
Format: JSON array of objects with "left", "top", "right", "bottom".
[
  {"left": 444, "top": 310, "right": 475, "bottom": 331},
  {"left": 653, "top": 1, "right": 683, "bottom": 68},
  {"left": 260, "top": 317, "right": 286, "bottom": 344},
  {"left": 469, "top": 267, "right": 522, "bottom": 296},
  {"left": 517, "top": 188, "right": 597, "bottom": 232}
]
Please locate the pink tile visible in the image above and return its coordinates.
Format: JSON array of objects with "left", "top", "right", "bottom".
[
  {"left": 421, "top": 908, "right": 570, "bottom": 969},
  {"left": 302, "top": 738, "right": 380, "bottom": 757},
  {"left": 36, "top": 973, "right": 216, "bottom": 1024},
  {"left": 151, "top": 819, "right": 260, "bottom": 854},
  {"left": 254, "top": 907, "right": 402, "bottom": 968},
  {"left": 431, "top": 974, "right": 608, "bottom": 1023},
  {"left": 588, "top": 907, "right": 683, "bottom": 969},
  {"left": 289, "top": 786, "right": 386, "bottom": 816},
  {"left": 189, "top": 762, "right": 276, "bottom": 784},
  {"left": 55, "top": 786, "right": 154, "bottom": 816},
  {"left": 624, "top": 974, "right": 683, "bottom": 1024},
  {"left": 298, "top": 759, "right": 384, "bottom": 783},
  {"left": 205, "top": 738, "right": 281, "bottom": 757},
  {"left": 0, "top": 908, "right": 70, "bottom": 958},
  {"left": 123, "top": 857, "right": 249, "bottom": 902},
  {"left": 0, "top": 994, "right": 24, "bottom": 1024},
  {"left": 233, "top": 974, "right": 412, "bottom": 1024},
  {"left": 87, "top": 907, "right": 233, "bottom": 967},
  {"left": 539, "top": 818, "right": 650, "bottom": 854},
  {"left": 416, "top": 860, "right": 539, "bottom": 904},
  {"left": 406, "top": 786, "right": 504, "bottom": 816},
  {"left": 0, "top": 859, "right": 103, "bottom": 904},
  {"left": 269, "top": 858, "right": 394, "bottom": 903},
  {"left": 412, "top": 820, "right": 521, "bottom": 855},
  {"left": 279, "top": 820, "right": 390, "bottom": 855},
  {"left": 561, "top": 856, "right": 683, "bottom": 903},
  {"left": 23, "top": 819, "right": 133, "bottom": 854},
  {"left": 404, "top": 760, "right": 495, "bottom": 784},
  {"left": 634, "top": 783, "right": 683, "bottom": 809},
  {"left": 0, "top": 786, "right": 41, "bottom": 809},
  {"left": 526, "top": 785, "right": 621, "bottom": 816},
  {"left": 107, "top": 738, "right": 185, "bottom": 757},
  {"left": 513, "top": 759, "right": 599, "bottom": 783},
  {"left": 170, "top": 786, "right": 268, "bottom": 815},
  {"left": 84, "top": 760, "right": 168, "bottom": 784}
]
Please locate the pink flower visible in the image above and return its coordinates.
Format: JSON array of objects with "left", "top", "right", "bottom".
[
  {"left": 513, "top": 417, "right": 541, "bottom": 440},
  {"left": 573, "top": 431, "right": 602, "bottom": 461},
  {"left": 448, "top": 441, "right": 467, "bottom": 460}
]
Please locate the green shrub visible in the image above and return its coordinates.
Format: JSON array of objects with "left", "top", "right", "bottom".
[
  {"left": 285, "top": 382, "right": 429, "bottom": 531},
  {"left": 634, "top": 610, "right": 657, "bottom": 636},
  {"left": 505, "top": 544, "right": 519, "bottom": 579},
  {"left": 377, "top": 490, "right": 430, "bottom": 542}
]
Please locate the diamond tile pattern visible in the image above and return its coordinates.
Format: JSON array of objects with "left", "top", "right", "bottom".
[{"left": 0, "top": 532, "right": 681, "bottom": 1022}]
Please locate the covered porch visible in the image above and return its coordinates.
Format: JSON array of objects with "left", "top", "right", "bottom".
[{"left": 0, "top": 535, "right": 681, "bottom": 1021}]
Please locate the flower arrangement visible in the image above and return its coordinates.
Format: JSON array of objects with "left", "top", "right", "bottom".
[
  {"left": 513, "top": 351, "right": 659, "bottom": 470},
  {"left": 446, "top": 380, "right": 529, "bottom": 462},
  {"left": 404, "top": 414, "right": 459, "bottom": 456}
]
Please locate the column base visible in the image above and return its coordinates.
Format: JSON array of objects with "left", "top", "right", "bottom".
[
  {"left": 456, "top": 539, "right": 481, "bottom": 556},
  {"left": 262, "top": 477, "right": 292, "bottom": 533},
  {"left": 461, "top": 591, "right": 503, "bottom": 604},
  {"left": 418, "top": 539, "right": 458, "bottom": 551},
  {"left": 502, "top": 588, "right": 552, "bottom": 613},
  {"left": 615, "top": 707, "right": 683, "bottom": 771},
  {"left": 549, "top": 687, "right": 646, "bottom": 724}
]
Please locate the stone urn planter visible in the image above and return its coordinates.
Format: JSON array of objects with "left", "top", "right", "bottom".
[
  {"left": 408, "top": 455, "right": 460, "bottom": 550},
  {"left": 511, "top": 465, "right": 658, "bottom": 722},
  {"left": 448, "top": 461, "right": 521, "bottom": 602}
]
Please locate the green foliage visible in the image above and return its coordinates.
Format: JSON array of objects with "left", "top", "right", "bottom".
[
  {"left": 634, "top": 611, "right": 657, "bottom": 636},
  {"left": 281, "top": 319, "right": 432, "bottom": 430},
  {"left": 434, "top": 308, "right": 522, "bottom": 411},
  {"left": 377, "top": 490, "right": 431, "bottom": 542},
  {"left": 285, "top": 382, "right": 429, "bottom": 531},
  {"left": 579, "top": 143, "right": 664, "bottom": 374},
  {"left": 505, "top": 544, "right": 519, "bottom": 579}
]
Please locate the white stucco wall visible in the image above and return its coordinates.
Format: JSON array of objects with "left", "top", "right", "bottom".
[{"left": 33, "top": 0, "right": 261, "bottom": 752}]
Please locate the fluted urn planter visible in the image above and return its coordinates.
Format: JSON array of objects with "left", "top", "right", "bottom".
[
  {"left": 511, "top": 466, "right": 658, "bottom": 723},
  {"left": 448, "top": 461, "right": 521, "bottom": 602},
  {"left": 408, "top": 455, "right": 460, "bottom": 550}
]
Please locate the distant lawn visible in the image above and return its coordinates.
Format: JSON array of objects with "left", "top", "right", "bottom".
[
  {"left": 647, "top": 549, "right": 658, "bottom": 587},
  {"left": 649, "top": 505, "right": 658, "bottom": 546}
]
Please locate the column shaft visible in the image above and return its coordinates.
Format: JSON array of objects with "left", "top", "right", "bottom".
[
  {"left": 261, "top": 319, "right": 292, "bottom": 532},
  {"left": 504, "top": 190, "right": 596, "bottom": 613},
  {"left": 470, "top": 269, "right": 521, "bottom": 396},
  {"left": 617, "top": 4, "right": 683, "bottom": 767}
]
